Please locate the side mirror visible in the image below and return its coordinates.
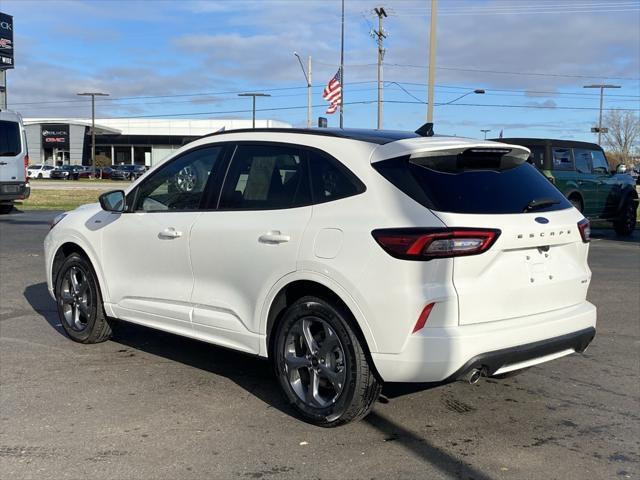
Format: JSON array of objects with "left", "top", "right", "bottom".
[
  {"left": 99, "top": 190, "right": 126, "bottom": 212},
  {"left": 616, "top": 164, "right": 627, "bottom": 174}
]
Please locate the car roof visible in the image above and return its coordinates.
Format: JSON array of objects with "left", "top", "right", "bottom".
[
  {"left": 198, "top": 127, "right": 421, "bottom": 145},
  {"left": 494, "top": 138, "right": 603, "bottom": 150}
]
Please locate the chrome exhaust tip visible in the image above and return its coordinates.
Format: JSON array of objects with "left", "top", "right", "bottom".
[{"left": 467, "top": 368, "right": 482, "bottom": 384}]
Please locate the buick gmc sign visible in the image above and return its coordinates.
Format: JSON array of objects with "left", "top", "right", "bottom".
[
  {"left": 42, "top": 125, "right": 69, "bottom": 148},
  {"left": 0, "top": 12, "right": 13, "bottom": 69}
]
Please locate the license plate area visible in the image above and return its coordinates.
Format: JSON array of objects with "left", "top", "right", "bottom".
[
  {"left": 1, "top": 185, "right": 20, "bottom": 194},
  {"left": 524, "top": 247, "right": 553, "bottom": 284}
]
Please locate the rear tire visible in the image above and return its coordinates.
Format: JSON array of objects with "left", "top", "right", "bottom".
[
  {"left": 569, "top": 195, "right": 583, "bottom": 213},
  {"left": 273, "top": 296, "right": 381, "bottom": 427},
  {"left": 54, "top": 253, "right": 112, "bottom": 344},
  {"left": 0, "top": 204, "right": 13, "bottom": 214},
  {"left": 613, "top": 198, "right": 637, "bottom": 236}
]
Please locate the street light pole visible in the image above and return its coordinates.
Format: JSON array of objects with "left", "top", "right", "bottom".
[
  {"left": 480, "top": 129, "right": 491, "bottom": 140},
  {"left": 583, "top": 84, "right": 621, "bottom": 144},
  {"left": 77, "top": 92, "right": 109, "bottom": 172},
  {"left": 442, "top": 89, "right": 485, "bottom": 105},
  {"left": 238, "top": 93, "right": 271, "bottom": 128},
  {"left": 294, "top": 52, "right": 312, "bottom": 128},
  {"left": 426, "top": 0, "right": 438, "bottom": 122}
]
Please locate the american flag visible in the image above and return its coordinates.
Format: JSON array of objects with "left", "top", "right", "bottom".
[{"left": 322, "top": 69, "right": 342, "bottom": 115}]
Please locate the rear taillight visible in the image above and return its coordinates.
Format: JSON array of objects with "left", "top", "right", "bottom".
[
  {"left": 24, "top": 155, "right": 29, "bottom": 179},
  {"left": 578, "top": 218, "right": 590, "bottom": 243},
  {"left": 372, "top": 228, "right": 501, "bottom": 260}
]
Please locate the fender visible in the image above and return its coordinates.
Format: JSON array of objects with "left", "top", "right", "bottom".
[{"left": 258, "top": 270, "right": 379, "bottom": 358}]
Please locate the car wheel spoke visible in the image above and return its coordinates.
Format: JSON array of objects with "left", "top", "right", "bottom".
[
  {"left": 301, "top": 318, "right": 318, "bottom": 354},
  {"left": 285, "top": 354, "right": 310, "bottom": 371}
]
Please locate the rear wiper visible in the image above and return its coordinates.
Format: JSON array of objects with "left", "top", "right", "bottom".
[{"left": 524, "top": 197, "right": 560, "bottom": 212}]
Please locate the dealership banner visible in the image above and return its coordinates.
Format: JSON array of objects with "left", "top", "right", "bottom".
[
  {"left": 0, "top": 12, "right": 13, "bottom": 69},
  {"left": 42, "top": 125, "right": 69, "bottom": 148}
]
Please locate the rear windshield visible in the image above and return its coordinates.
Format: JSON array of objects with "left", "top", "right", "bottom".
[
  {"left": 0, "top": 120, "right": 22, "bottom": 157},
  {"left": 374, "top": 152, "right": 571, "bottom": 214}
]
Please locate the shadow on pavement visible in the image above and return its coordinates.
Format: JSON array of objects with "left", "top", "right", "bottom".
[
  {"left": 365, "top": 412, "right": 492, "bottom": 480},
  {"left": 23, "top": 281, "right": 295, "bottom": 419}
]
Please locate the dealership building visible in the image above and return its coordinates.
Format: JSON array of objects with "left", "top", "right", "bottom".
[{"left": 23, "top": 118, "right": 291, "bottom": 167}]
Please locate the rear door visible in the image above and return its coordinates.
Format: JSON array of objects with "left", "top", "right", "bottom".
[
  {"left": 189, "top": 143, "right": 313, "bottom": 352},
  {"left": 0, "top": 118, "right": 24, "bottom": 183},
  {"left": 374, "top": 147, "right": 591, "bottom": 326}
]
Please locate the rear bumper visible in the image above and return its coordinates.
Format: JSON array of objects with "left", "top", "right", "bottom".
[
  {"left": 0, "top": 182, "right": 30, "bottom": 202},
  {"left": 371, "top": 301, "right": 596, "bottom": 383}
]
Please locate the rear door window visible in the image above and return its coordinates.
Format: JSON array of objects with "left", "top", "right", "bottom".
[
  {"left": 573, "top": 149, "right": 593, "bottom": 174},
  {"left": 219, "top": 144, "right": 311, "bottom": 210},
  {"left": 0, "top": 120, "right": 21, "bottom": 157},
  {"left": 374, "top": 150, "right": 570, "bottom": 214},
  {"left": 552, "top": 148, "right": 574, "bottom": 170}
]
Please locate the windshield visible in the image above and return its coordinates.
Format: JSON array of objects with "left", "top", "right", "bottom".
[{"left": 374, "top": 153, "right": 571, "bottom": 214}]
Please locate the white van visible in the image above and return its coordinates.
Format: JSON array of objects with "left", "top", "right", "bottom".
[{"left": 0, "top": 110, "right": 30, "bottom": 214}]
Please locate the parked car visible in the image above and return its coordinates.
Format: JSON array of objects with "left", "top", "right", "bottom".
[
  {"left": 50, "top": 165, "right": 91, "bottom": 180},
  {"left": 495, "top": 138, "right": 638, "bottom": 236},
  {"left": 95, "top": 166, "right": 114, "bottom": 179},
  {"left": 628, "top": 165, "right": 639, "bottom": 185},
  {"left": 45, "top": 127, "right": 596, "bottom": 426},
  {"left": 0, "top": 109, "right": 30, "bottom": 214},
  {"left": 27, "top": 164, "right": 56, "bottom": 179},
  {"left": 110, "top": 164, "right": 146, "bottom": 181}
]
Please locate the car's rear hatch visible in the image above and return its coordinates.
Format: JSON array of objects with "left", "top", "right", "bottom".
[
  {"left": 372, "top": 139, "right": 591, "bottom": 326},
  {"left": 0, "top": 118, "right": 25, "bottom": 183}
]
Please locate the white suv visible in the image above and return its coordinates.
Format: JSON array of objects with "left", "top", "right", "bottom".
[{"left": 44, "top": 127, "right": 596, "bottom": 426}]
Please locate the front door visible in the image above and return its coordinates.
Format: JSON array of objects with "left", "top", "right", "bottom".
[
  {"left": 100, "top": 145, "right": 225, "bottom": 333},
  {"left": 590, "top": 149, "right": 617, "bottom": 218},
  {"left": 189, "top": 143, "right": 313, "bottom": 353},
  {"left": 572, "top": 148, "right": 599, "bottom": 217}
]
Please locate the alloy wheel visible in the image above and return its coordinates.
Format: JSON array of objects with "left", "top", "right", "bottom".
[
  {"left": 283, "top": 316, "right": 347, "bottom": 408},
  {"left": 59, "top": 266, "right": 92, "bottom": 332},
  {"left": 175, "top": 166, "right": 197, "bottom": 192}
]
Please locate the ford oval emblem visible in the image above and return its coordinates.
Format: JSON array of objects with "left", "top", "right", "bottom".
[{"left": 535, "top": 217, "right": 549, "bottom": 224}]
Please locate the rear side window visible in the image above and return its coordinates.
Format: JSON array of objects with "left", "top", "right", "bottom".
[
  {"left": 308, "top": 150, "right": 365, "bottom": 203},
  {"left": 0, "top": 120, "right": 21, "bottom": 157},
  {"left": 219, "top": 144, "right": 311, "bottom": 210},
  {"left": 590, "top": 150, "right": 610, "bottom": 174},
  {"left": 573, "top": 149, "right": 592, "bottom": 174},
  {"left": 373, "top": 151, "right": 571, "bottom": 214},
  {"left": 552, "top": 148, "right": 574, "bottom": 171},
  {"left": 527, "top": 146, "right": 545, "bottom": 169}
]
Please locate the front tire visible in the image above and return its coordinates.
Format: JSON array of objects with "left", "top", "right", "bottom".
[
  {"left": 273, "top": 296, "right": 381, "bottom": 427},
  {"left": 613, "top": 198, "right": 637, "bottom": 236},
  {"left": 55, "top": 253, "right": 112, "bottom": 343}
]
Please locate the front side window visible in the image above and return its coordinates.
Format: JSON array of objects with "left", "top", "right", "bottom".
[
  {"left": 219, "top": 144, "right": 310, "bottom": 210},
  {"left": 573, "top": 149, "right": 592, "bottom": 174},
  {"left": 552, "top": 148, "right": 573, "bottom": 171},
  {"left": 590, "top": 150, "right": 610, "bottom": 174},
  {"left": 134, "top": 146, "right": 222, "bottom": 212}
]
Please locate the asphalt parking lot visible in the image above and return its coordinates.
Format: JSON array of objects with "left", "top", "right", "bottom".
[{"left": 1, "top": 210, "right": 638, "bottom": 480}]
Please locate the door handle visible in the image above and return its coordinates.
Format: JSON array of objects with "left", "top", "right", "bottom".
[
  {"left": 258, "top": 231, "right": 290, "bottom": 244},
  {"left": 158, "top": 227, "right": 183, "bottom": 239}
]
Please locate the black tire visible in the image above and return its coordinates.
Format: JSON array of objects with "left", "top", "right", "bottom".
[
  {"left": 0, "top": 204, "right": 13, "bottom": 214},
  {"left": 613, "top": 198, "right": 637, "bottom": 236},
  {"left": 273, "top": 296, "right": 381, "bottom": 427},
  {"left": 37, "top": 173, "right": 43, "bottom": 179},
  {"left": 54, "top": 253, "right": 112, "bottom": 344},
  {"left": 569, "top": 195, "right": 583, "bottom": 213}
]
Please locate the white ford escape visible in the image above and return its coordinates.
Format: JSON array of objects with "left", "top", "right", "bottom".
[{"left": 44, "top": 127, "right": 596, "bottom": 426}]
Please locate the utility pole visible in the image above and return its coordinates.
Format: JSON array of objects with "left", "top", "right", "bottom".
[
  {"left": 238, "top": 92, "right": 271, "bottom": 128},
  {"left": 583, "top": 84, "right": 621, "bottom": 144},
  {"left": 0, "top": 70, "right": 7, "bottom": 109},
  {"left": 480, "top": 129, "right": 491, "bottom": 140},
  {"left": 339, "top": 0, "right": 345, "bottom": 129},
  {"left": 77, "top": 92, "right": 109, "bottom": 171},
  {"left": 294, "top": 52, "right": 312, "bottom": 128},
  {"left": 426, "top": 0, "right": 438, "bottom": 122},
  {"left": 373, "top": 7, "right": 387, "bottom": 130}
]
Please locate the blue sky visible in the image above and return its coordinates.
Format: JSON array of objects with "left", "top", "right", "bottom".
[{"left": 3, "top": 0, "right": 640, "bottom": 141}]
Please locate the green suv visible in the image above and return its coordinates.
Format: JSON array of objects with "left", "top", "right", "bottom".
[{"left": 495, "top": 138, "right": 638, "bottom": 236}]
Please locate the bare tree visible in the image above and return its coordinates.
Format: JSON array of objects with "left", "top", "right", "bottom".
[{"left": 601, "top": 111, "right": 640, "bottom": 163}]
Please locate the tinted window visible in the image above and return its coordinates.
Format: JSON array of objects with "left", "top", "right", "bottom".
[
  {"left": 0, "top": 120, "right": 21, "bottom": 156},
  {"left": 374, "top": 153, "right": 570, "bottom": 214},
  {"left": 573, "top": 149, "right": 592, "bottom": 174},
  {"left": 219, "top": 144, "right": 310, "bottom": 210},
  {"left": 552, "top": 148, "right": 573, "bottom": 171},
  {"left": 308, "top": 150, "right": 364, "bottom": 203},
  {"left": 135, "top": 146, "right": 222, "bottom": 211},
  {"left": 590, "top": 150, "right": 610, "bottom": 174},
  {"left": 527, "top": 146, "right": 545, "bottom": 169}
]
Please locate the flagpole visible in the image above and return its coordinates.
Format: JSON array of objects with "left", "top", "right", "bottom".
[{"left": 339, "top": 0, "right": 345, "bottom": 129}]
